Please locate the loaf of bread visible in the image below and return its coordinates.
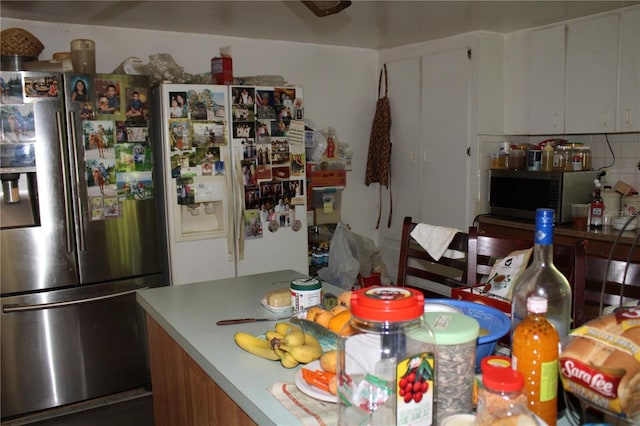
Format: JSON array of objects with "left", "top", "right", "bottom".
[
  {"left": 560, "top": 307, "right": 640, "bottom": 419},
  {"left": 265, "top": 288, "right": 291, "bottom": 307}
]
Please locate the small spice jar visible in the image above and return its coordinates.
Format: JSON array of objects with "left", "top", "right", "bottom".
[
  {"left": 337, "top": 287, "right": 436, "bottom": 426},
  {"left": 423, "top": 311, "right": 479, "bottom": 423},
  {"left": 475, "top": 356, "right": 537, "bottom": 426}
]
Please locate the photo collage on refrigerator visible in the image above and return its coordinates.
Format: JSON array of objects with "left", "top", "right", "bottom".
[
  {"left": 165, "top": 87, "right": 228, "bottom": 219},
  {"left": 0, "top": 72, "right": 43, "bottom": 181},
  {"left": 71, "top": 74, "right": 154, "bottom": 221},
  {"left": 231, "top": 85, "right": 306, "bottom": 239}
]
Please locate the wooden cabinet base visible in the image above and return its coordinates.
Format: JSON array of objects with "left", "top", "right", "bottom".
[{"left": 146, "top": 314, "right": 257, "bottom": 426}]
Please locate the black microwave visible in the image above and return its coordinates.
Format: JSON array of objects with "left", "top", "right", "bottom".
[{"left": 489, "top": 170, "right": 597, "bottom": 223}]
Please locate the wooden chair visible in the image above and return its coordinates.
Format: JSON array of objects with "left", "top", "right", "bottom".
[
  {"left": 573, "top": 250, "right": 640, "bottom": 327},
  {"left": 465, "top": 227, "right": 586, "bottom": 328},
  {"left": 396, "top": 216, "right": 468, "bottom": 298}
]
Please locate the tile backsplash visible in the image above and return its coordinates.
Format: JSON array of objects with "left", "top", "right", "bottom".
[{"left": 481, "top": 133, "right": 640, "bottom": 188}]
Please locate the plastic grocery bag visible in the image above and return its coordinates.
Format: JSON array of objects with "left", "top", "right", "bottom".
[
  {"left": 318, "top": 222, "right": 360, "bottom": 290},
  {"left": 318, "top": 222, "right": 381, "bottom": 290}
]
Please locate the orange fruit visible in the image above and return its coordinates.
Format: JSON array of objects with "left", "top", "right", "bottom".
[
  {"left": 328, "top": 310, "right": 351, "bottom": 334},
  {"left": 306, "top": 306, "right": 323, "bottom": 322},
  {"left": 314, "top": 309, "right": 333, "bottom": 328},
  {"left": 330, "top": 305, "right": 349, "bottom": 316}
]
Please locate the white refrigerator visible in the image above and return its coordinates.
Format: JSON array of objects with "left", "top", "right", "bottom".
[{"left": 152, "top": 83, "right": 308, "bottom": 285}]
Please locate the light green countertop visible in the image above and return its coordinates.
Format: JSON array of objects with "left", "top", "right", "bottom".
[{"left": 136, "top": 270, "right": 342, "bottom": 426}]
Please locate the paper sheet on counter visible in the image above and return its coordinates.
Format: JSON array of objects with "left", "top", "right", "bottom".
[{"left": 270, "top": 382, "right": 338, "bottom": 426}]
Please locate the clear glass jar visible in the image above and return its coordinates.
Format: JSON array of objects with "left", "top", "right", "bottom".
[
  {"left": 580, "top": 146, "right": 592, "bottom": 170},
  {"left": 475, "top": 356, "right": 537, "bottom": 426},
  {"left": 569, "top": 143, "right": 584, "bottom": 171},
  {"left": 423, "top": 312, "right": 478, "bottom": 423},
  {"left": 508, "top": 149, "right": 526, "bottom": 170},
  {"left": 553, "top": 146, "right": 570, "bottom": 171},
  {"left": 337, "top": 287, "right": 436, "bottom": 426}
]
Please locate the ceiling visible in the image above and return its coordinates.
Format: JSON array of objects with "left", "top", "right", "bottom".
[{"left": 2, "top": 1, "right": 638, "bottom": 50}]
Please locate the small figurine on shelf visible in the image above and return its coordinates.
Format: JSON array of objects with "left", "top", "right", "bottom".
[{"left": 326, "top": 127, "right": 337, "bottom": 159}]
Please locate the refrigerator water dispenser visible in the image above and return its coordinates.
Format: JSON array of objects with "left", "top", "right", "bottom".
[
  {"left": 0, "top": 172, "right": 40, "bottom": 228},
  {"left": 174, "top": 175, "right": 228, "bottom": 240}
]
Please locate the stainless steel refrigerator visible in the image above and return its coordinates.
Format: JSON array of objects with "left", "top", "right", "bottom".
[{"left": 0, "top": 72, "right": 162, "bottom": 419}]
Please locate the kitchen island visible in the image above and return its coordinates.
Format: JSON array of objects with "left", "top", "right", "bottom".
[
  {"left": 136, "top": 270, "right": 338, "bottom": 426},
  {"left": 137, "top": 270, "right": 579, "bottom": 425}
]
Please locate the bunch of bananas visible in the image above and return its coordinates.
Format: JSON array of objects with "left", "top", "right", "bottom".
[{"left": 234, "top": 322, "right": 323, "bottom": 368}]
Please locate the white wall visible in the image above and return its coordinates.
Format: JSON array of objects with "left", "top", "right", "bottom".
[{"left": 1, "top": 17, "right": 381, "bottom": 242}]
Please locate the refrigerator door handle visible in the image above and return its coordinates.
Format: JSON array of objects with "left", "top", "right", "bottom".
[
  {"left": 2, "top": 286, "right": 150, "bottom": 313},
  {"left": 57, "top": 111, "right": 73, "bottom": 253},
  {"left": 68, "top": 111, "right": 85, "bottom": 251}
]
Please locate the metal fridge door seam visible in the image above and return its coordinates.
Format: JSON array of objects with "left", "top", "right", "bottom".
[
  {"left": 2, "top": 286, "right": 150, "bottom": 312},
  {"left": 68, "top": 110, "right": 85, "bottom": 251},
  {"left": 56, "top": 111, "right": 73, "bottom": 253}
]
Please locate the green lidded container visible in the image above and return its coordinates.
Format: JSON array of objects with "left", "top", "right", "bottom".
[{"left": 423, "top": 311, "right": 479, "bottom": 421}]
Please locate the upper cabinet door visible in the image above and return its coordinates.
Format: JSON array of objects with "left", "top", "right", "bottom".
[
  {"left": 527, "top": 25, "right": 566, "bottom": 134},
  {"left": 566, "top": 13, "right": 620, "bottom": 134},
  {"left": 618, "top": 7, "right": 640, "bottom": 132},
  {"left": 504, "top": 26, "right": 566, "bottom": 135}
]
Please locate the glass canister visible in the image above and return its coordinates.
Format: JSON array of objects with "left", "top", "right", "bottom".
[
  {"left": 423, "top": 311, "right": 479, "bottom": 423},
  {"left": 337, "top": 287, "right": 436, "bottom": 426},
  {"left": 475, "top": 356, "right": 537, "bottom": 426},
  {"left": 580, "top": 146, "right": 592, "bottom": 170},
  {"left": 553, "top": 145, "right": 570, "bottom": 171},
  {"left": 569, "top": 143, "right": 584, "bottom": 171},
  {"left": 490, "top": 152, "right": 507, "bottom": 170},
  {"left": 508, "top": 149, "right": 526, "bottom": 170}
]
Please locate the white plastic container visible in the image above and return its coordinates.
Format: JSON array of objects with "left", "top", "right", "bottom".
[{"left": 290, "top": 278, "right": 322, "bottom": 313}]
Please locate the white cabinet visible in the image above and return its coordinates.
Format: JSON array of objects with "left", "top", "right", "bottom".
[
  {"left": 378, "top": 34, "right": 503, "bottom": 289},
  {"left": 528, "top": 25, "right": 566, "bottom": 134},
  {"left": 420, "top": 46, "right": 471, "bottom": 230},
  {"left": 565, "top": 13, "right": 620, "bottom": 133},
  {"left": 618, "top": 7, "right": 640, "bottom": 132},
  {"left": 504, "top": 25, "right": 566, "bottom": 134}
]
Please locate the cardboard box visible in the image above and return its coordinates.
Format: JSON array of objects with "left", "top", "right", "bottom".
[
  {"left": 312, "top": 187, "right": 343, "bottom": 210},
  {"left": 314, "top": 208, "right": 341, "bottom": 225},
  {"left": 310, "top": 170, "right": 346, "bottom": 187},
  {"left": 211, "top": 57, "right": 233, "bottom": 85}
]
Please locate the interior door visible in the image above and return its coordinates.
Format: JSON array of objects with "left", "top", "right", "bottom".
[{"left": 420, "top": 47, "right": 470, "bottom": 230}]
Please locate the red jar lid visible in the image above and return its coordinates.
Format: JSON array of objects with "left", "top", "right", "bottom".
[
  {"left": 350, "top": 286, "right": 424, "bottom": 322},
  {"left": 482, "top": 363, "right": 524, "bottom": 393}
]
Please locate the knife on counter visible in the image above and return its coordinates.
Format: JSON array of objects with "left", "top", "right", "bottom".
[{"left": 216, "top": 316, "right": 291, "bottom": 325}]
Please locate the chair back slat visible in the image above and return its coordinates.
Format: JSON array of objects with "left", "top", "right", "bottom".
[{"left": 396, "top": 217, "right": 468, "bottom": 296}]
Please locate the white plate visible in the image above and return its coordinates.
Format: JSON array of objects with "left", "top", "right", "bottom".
[
  {"left": 260, "top": 298, "right": 292, "bottom": 314},
  {"left": 294, "top": 360, "right": 337, "bottom": 403}
]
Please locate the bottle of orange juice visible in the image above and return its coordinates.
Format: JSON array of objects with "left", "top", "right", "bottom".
[{"left": 512, "top": 296, "right": 559, "bottom": 426}]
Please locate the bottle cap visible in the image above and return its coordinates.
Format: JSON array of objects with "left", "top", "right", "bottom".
[
  {"left": 535, "top": 208, "right": 554, "bottom": 225},
  {"left": 350, "top": 286, "right": 424, "bottom": 322},
  {"left": 482, "top": 364, "right": 524, "bottom": 392},
  {"left": 527, "top": 296, "right": 548, "bottom": 314}
]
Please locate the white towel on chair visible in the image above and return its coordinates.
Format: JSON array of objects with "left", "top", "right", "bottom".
[{"left": 410, "top": 223, "right": 465, "bottom": 261}]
